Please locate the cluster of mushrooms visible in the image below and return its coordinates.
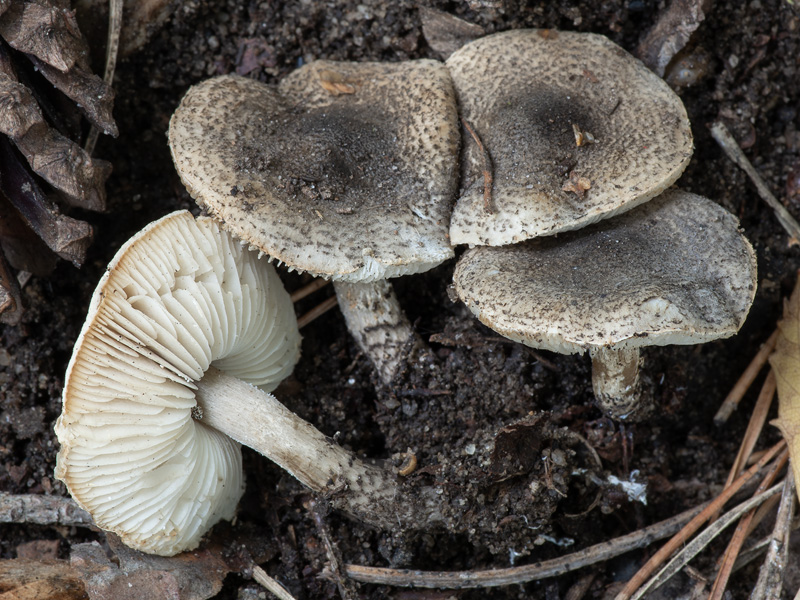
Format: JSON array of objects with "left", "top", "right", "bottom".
[{"left": 55, "top": 29, "right": 757, "bottom": 557}]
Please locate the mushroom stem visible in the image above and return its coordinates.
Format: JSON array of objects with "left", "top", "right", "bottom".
[
  {"left": 196, "top": 366, "right": 440, "bottom": 529},
  {"left": 333, "top": 280, "right": 428, "bottom": 384},
  {"left": 590, "top": 346, "right": 653, "bottom": 421}
]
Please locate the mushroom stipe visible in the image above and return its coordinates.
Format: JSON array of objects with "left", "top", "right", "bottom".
[
  {"left": 55, "top": 211, "right": 439, "bottom": 556},
  {"left": 453, "top": 189, "right": 757, "bottom": 420},
  {"left": 57, "top": 27, "right": 762, "bottom": 555}
]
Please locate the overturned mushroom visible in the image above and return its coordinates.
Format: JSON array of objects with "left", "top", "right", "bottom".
[
  {"left": 446, "top": 29, "right": 693, "bottom": 247},
  {"left": 55, "top": 211, "right": 436, "bottom": 556},
  {"left": 453, "top": 189, "right": 757, "bottom": 420},
  {"left": 168, "top": 60, "right": 460, "bottom": 384}
]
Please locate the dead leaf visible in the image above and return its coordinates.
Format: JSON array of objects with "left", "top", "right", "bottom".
[
  {"left": 0, "top": 558, "right": 89, "bottom": 600},
  {"left": 561, "top": 171, "right": 592, "bottom": 199},
  {"left": 16, "top": 540, "right": 61, "bottom": 562},
  {"left": 489, "top": 414, "right": 545, "bottom": 481},
  {"left": 419, "top": 7, "right": 484, "bottom": 60},
  {"left": 769, "top": 275, "right": 800, "bottom": 497},
  {"left": 634, "top": 0, "right": 712, "bottom": 77}
]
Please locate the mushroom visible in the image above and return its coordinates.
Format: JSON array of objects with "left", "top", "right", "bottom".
[
  {"left": 55, "top": 211, "right": 435, "bottom": 556},
  {"left": 167, "top": 60, "right": 460, "bottom": 384},
  {"left": 452, "top": 189, "right": 757, "bottom": 420},
  {"left": 445, "top": 29, "right": 693, "bottom": 247}
]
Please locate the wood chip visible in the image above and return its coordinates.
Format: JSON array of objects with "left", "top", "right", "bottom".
[{"left": 340, "top": 502, "right": 707, "bottom": 588}]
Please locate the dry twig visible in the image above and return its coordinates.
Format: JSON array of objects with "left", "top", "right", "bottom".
[
  {"left": 0, "top": 492, "right": 93, "bottom": 527},
  {"left": 290, "top": 278, "right": 329, "bottom": 302},
  {"left": 711, "top": 121, "right": 800, "bottom": 243},
  {"left": 732, "top": 536, "right": 773, "bottom": 572},
  {"left": 565, "top": 573, "right": 596, "bottom": 600},
  {"left": 627, "top": 483, "right": 784, "bottom": 600},
  {"left": 615, "top": 439, "right": 786, "bottom": 600},
  {"left": 750, "top": 472, "right": 796, "bottom": 600},
  {"left": 723, "top": 370, "right": 777, "bottom": 487},
  {"left": 340, "top": 501, "right": 706, "bottom": 588},
  {"left": 708, "top": 449, "right": 788, "bottom": 600},
  {"left": 461, "top": 117, "right": 494, "bottom": 213},
  {"left": 714, "top": 330, "right": 778, "bottom": 424},
  {"left": 84, "top": 0, "right": 122, "bottom": 155},
  {"left": 310, "top": 499, "right": 357, "bottom": 600},
  {"left": 297, "top": 295, "right": 338, "bottom": 329},
  {"left": 253, "top": 565, "right": 298, "bottom": 600}
]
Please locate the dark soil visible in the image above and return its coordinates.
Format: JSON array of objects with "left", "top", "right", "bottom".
[{"left": 2, "top": 1, "right": 800, "bottom": 599}]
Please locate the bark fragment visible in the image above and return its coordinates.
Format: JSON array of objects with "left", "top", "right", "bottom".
[
  {"left": 0, "top": 558, "right": 88, "bottom": 600},
  {"left": 70, "top": 538, "right": 230, "bottom": 600}
]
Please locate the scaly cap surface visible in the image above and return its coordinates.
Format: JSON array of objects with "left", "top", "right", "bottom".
[
  {"left": 453, "top": 189, "right": 757, "bottom": 354},
  {"left": 447, "top": 29, "right": 693, "bottom": 246},
  {"left": 168, "top": 61, "right": 460, "bottom": 282}
]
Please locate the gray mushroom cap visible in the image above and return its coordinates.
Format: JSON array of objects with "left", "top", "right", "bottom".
[
  {"left": 55, "top": 210, "right": 301, "bottom": 556},
  {"left": 168, "top": 60, "right": 460, "bottom": 282},
  {"left": 453, "top": 189, "right": 757, "bottom": 355},
  {"left": 446, "top": 29, "right": 693, "bottom": 246}
]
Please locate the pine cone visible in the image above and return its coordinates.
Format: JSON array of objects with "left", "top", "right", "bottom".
[{"left": 0, "top": 0, "right": 117, "bottom": 324}]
